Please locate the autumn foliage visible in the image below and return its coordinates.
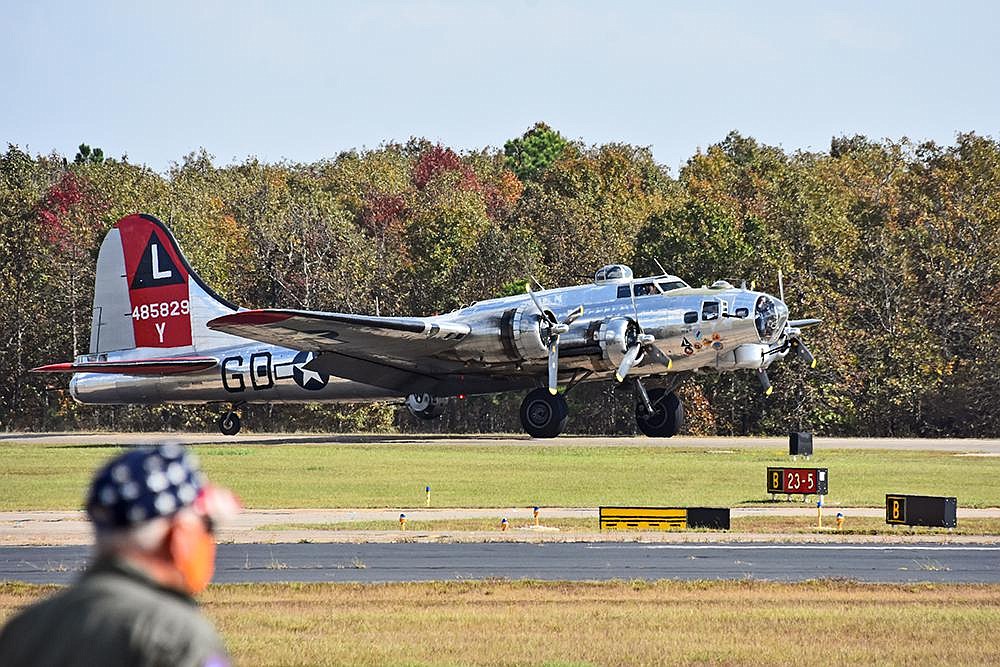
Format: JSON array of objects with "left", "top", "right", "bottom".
[{"left": 1, "top": 126, "right": 998, "bottom": 436}]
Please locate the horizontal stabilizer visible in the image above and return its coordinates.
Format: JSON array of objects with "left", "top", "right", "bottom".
[{"left": 31, "top": 357, "right": 218, "bottom": 375}]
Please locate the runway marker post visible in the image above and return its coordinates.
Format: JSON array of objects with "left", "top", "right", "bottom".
[
  {"left": 816, "top": 497, "right": 823, "bottom": 528},
  {"left": 425, "top": 485, "right": 431, "bottom": 507},
  {"left": 836, "top": 512, "right": 844, "bottom": 530},
  {"left": 533, "top": 507, "right": 539, "bottom": 527},
  {"left": 501, "top": 517, "right": 508, "bottom": 531},
  {"left": 399, "top": 513, "right": 406, "bottom": 530}
]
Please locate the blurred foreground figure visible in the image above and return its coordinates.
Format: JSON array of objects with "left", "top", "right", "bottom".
[{"left": 0, "top": 443, "right": 240, "bottom": 667}]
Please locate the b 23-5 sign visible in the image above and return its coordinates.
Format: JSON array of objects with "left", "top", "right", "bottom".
[{"left": 766, "top": 467, "right": 829, "bottom": 495}]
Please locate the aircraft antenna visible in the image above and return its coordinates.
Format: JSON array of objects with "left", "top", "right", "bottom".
[
  {"left": 529, "top": 274, "right": 545, "bottom": 291},
  {"left": 778, "top": 269, "right": 785, "bottom": 303},
  {"left": 653, "top": 258, "right": 667, "bottom": 275}
]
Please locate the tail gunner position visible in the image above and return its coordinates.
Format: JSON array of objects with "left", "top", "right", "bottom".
[{"left": 35, "top": 214, "right": 820, "bottom": 438}]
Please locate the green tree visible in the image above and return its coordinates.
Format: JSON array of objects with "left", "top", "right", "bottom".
[{"left": 503, "top": 122, "right": 574, "bottom": 181}]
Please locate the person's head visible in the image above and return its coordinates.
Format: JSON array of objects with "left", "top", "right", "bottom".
[{"left": 86, "top": 443, "right": 240, "bottom": 595}]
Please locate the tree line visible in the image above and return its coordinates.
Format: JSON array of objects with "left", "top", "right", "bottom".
[{"left": 1, "top": 124, "right": 998, "bottom": 436}]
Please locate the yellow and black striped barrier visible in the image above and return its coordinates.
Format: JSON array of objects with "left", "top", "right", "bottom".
[{"left": 599, "top": 507, "right": 730, "bottom": 531}]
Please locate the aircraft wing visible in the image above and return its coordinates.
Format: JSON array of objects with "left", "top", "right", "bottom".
[{"left": 207, "top": 310, "right": 471, "bottom": 373}]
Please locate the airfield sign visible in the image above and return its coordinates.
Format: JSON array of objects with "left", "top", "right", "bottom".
[{"left": 767, "top": 467, "right": 828, "bottom": 496}]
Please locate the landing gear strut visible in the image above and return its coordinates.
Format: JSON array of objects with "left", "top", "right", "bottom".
[
  {"left": 218, "top": 404, "right": 243, "bottom": 436},
  {"left": 519, "top": 387, "right": 569, "bottom": 438},
  {"left": 635, "top": 387, "right": 684, "bottom": 438}
]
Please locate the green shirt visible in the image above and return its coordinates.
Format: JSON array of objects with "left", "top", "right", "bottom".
[{"left": 0, "top": 556, "right": 230, "bottom": 667}]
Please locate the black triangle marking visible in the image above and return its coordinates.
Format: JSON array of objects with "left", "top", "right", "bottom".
[{"left": 131, "top": 232, "right": 185, "bottom": 289}]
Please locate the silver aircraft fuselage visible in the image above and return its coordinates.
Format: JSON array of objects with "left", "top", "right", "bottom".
[{"left": 69, "top": 272, "right": 790, "bottom": 405}]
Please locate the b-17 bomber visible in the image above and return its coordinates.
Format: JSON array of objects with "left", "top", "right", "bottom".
[{"left": 34, "top": 214, "right": 820, "bottom": 437}]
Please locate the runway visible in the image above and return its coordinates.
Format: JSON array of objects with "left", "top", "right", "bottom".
[{"left": 3, "top": 542, "right": 998, "bottom": 585}]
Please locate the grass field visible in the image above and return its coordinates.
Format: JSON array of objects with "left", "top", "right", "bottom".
[
  {"left": 258, "top": 516, "right": 1000, "bottom": 536},
  {"left": 2, "top": 443, "right": 997, "bottom": 510},
  {"left": 2, "top": 580, "right": 998, "bottom": 665}
]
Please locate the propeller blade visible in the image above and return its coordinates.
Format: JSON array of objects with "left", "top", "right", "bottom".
[
  {"left": 525, "top": 284, "right": 556, "bottom": 324},
  {"left": 757, "top": 369, "right": 773, "bottom": 396},
  {"left": 547, "top": 337, "right": 560, "bottom": 395},
  {"left": 644, "top": 345, "right": 673, "bottom": 370},
  {"left": 788, "top": 318, "right": 822, "bottom": 329},
  {"left": 563, "top": 305, "right": 584, "bottom": 326},
  {"left": 615, "top": 344, "right": 642, "bottom": 383},
  {"left": 793, "top": 339, "right": 817, "bottom": 368}
]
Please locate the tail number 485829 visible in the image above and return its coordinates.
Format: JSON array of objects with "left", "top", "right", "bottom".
[{"left": 132, "top": 300, "right": 189, "bottom": 320}]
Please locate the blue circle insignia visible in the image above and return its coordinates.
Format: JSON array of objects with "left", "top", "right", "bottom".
[{"left": 292, "top": 351, "right": 329, "bottom": 391}]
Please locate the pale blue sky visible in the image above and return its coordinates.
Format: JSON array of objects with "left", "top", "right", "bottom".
[{"left": 3, "top": 1, "right": 998, "bottom": 174}]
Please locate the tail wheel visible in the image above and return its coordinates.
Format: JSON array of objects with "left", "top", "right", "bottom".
[
  {"left": 405, "top": 393, "right": 448, "bottom": 420},
  {"left": 219, "top": 411, "right": 241, "bottom": 436},
  {"left": 519, "top": 387, "right": 569, "bottom": 438},
  {"left": 636, "top": 388, "right": 684, "bottom": 437}
]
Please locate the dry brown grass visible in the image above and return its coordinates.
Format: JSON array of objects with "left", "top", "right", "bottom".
[{"left": 3, "top": 581, "right": 999, "bottom": 665}]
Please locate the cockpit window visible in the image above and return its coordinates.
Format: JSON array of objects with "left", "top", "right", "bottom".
[
  {"left": 702, "top": 300, "right": 720, "bottom": 321},
  {"left": 617, "top": 283, "right": 657, "bottom": 299},
  {"left": 605, "top": 266, "right": 623, "bottom": 280},
  {"left": 657, "top": 280, "right": 687, "bottom": 292}
]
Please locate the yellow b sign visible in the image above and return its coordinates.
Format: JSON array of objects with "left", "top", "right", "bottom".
[{"left": 886, "top": 495, "right": 907, "bottom": 524}]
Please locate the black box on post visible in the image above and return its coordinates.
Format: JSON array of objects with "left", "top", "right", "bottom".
[{"left": 789, "top": 432, "right": 813, "bottom": 456}]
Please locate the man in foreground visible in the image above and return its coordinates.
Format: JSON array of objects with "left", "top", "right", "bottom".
[{"left": 0, "top": 443, "right": 240, "bottom": 667}]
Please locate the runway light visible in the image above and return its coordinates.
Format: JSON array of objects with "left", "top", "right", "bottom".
[
  {"left": 501, "top": 517, "right": 508, "bottom": 531},
  {"left": 425, "top": 485, "right": 431, "bottom": 507},
  {"left": 399, "top": 513, "right": 406, "bottom": 530},
  {"left": 457, "top": 394, "right": 466, "bottom": 400},
  {"left": 836, "top": 512, "right": 844, "bottom": 531},
  {"left": 816, "top": 497, "right": 824, "bottom": 529},
  {"left": 533, "top": 506, "right": 539, "bottom": 527}
]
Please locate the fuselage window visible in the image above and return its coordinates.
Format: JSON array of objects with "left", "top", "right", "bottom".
[
  {"left": 683, "top": 311, "right": 698, "bottom": 324},
  {"left": 616, "top": 285, "right": 631, "bottom": 299},
  {"left": 702, "top": 301, "right": 720, "bottom": 321},
  {"left": 657, "top": 280, "right": 687, "bottom": 292},
  {"left": 634, "top": 283, "right": 655, "bottom": 296}
]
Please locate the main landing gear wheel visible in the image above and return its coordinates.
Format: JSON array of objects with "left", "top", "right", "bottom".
[
  {"left": 219, "top": 411, "right": 241, "bottom": 436},
  {"left": 635, "top": 388, "right": 684, "bottom": 438},
  {"left": 519, "top": 387, "right": 569, "bottom": 439}
]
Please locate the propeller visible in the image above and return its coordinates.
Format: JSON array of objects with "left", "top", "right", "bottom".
[
  {"left": 790, "top": 337, "right": 816, "bottom": 368},
  {"left": 757, "top": 369, "right": 773, "bottom": 396},
  {"left": 614, "top": 284, "right": 671, "bottom": 382},
  {"left": 755, "top": 271, "right": 820, "bottom": 395},
  {"left": 526, "top": 284, "right": 583, "bottom": 395}
]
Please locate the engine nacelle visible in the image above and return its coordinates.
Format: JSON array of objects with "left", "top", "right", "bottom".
[
  {"left": 503, "top": 306, "right": 549, "bottom": 361},
  {"left": 714, "top": 343, "right": 768, "bottom": 371},
  {"left": 598, "top": 317, "right": 639, "bottom": 368}
]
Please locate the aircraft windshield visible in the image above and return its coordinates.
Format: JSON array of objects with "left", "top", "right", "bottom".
[{"left": 755, "top": 295, "right": 783, "bottom": 342}]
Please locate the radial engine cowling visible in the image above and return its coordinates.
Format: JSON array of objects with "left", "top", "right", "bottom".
[
  {"left": 497, "top": 305, "right": 549, "bottom": 361},
  {"left": 597, "top": 317, "right": 639, "bottom": 369}
]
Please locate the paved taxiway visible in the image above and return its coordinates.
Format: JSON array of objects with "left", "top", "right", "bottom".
[
  {"left": 3, "top": 542, "right": 998, "bottom": 584},
  {"left": 3, "top": 432, "right": 1000, "bottom": 452}
]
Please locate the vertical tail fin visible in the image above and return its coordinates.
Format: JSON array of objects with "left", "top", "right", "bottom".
[{"left": 90, "top": 214, "right": 239, "bottom": 354}]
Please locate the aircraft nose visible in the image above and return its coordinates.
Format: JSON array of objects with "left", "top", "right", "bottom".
[{"left": 754, "top": 294, "right": 787, "bottom": 343}]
